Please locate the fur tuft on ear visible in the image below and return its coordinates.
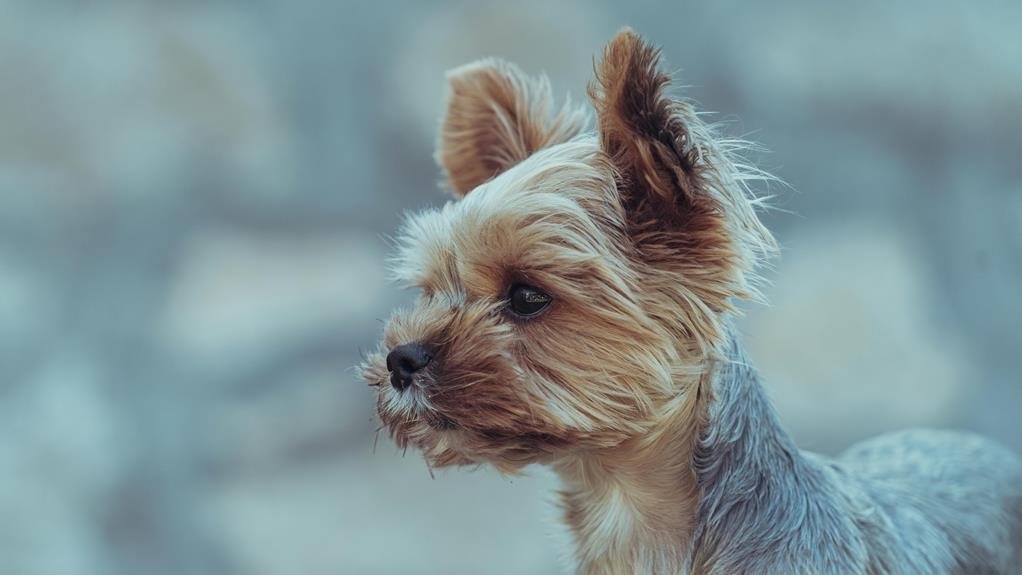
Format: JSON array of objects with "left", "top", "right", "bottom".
[
  {"left": 590, "top": 28, "right": 778, "bottom": 355},
  {"left": 437, "top": 59, "right": 588, "bottom": 196}
]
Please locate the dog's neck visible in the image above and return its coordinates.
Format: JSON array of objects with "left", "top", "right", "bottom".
[
  {"left": 552, "top": 328, "right": 806, "bottom": 575},
  {"left": 552, "top": 383, "right": 705, "bottom": 575}
]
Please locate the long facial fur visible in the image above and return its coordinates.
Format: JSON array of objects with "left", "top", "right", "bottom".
[{"left": 362, "top": 28, "right": 775, "bottom": 475}]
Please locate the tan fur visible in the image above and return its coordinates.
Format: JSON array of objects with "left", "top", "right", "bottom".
[
  {"left": 362, "top": 28, "right": 777, "bottom": 573},
  {"left": 437, "top": 59, "right": 588, "bottom": 196},
  {"left": 555, "top": 374, "right": 712, "bottom": 574}
]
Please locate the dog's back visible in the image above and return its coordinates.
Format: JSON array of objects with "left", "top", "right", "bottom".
[
  {"left": 695, "top": 341, "right": 1022, "bottom": 575},
  {"left": 839, "top": 429, "right": 1022, "bottom": 573}
]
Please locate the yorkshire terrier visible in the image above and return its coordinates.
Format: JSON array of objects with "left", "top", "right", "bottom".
[{"left": 362, "top": 29, "right": 1022, "bottom": 574}]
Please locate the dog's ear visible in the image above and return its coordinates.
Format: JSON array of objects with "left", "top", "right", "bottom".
[
  {"left": 590, "top": 28, "right": 719, "bottom": 230},
  {"left": 436, "top": 59, "right": 587, "bottom": 197},
  {"left": 591, "top": 29, "right": 776, "bottom": 352}
]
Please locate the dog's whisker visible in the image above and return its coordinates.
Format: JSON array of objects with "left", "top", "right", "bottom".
[{"left": 372, "top": 426, "right": 382, "bottom": 455}]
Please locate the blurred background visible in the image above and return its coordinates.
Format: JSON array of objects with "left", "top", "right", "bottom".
[{"left": 1, "top": 1, "right": 1020, "bottom": 574}]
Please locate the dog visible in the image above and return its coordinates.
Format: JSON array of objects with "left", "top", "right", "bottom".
[{"left": 361, "top": 28, "right": 1022, "bottom": 574}]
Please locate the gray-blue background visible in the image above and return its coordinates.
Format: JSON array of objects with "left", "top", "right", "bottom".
[{"left": 2, "top": 2, "right": 1019, "bottom": 574}]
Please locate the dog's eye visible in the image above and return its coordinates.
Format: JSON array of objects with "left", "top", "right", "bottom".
[{"left": 508, "top": 284, "right": 552, "bottom": 318}]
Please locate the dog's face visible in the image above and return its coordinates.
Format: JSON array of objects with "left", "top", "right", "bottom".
[{"left": 362, "top": 30, "right": 774, "bottom": 472}]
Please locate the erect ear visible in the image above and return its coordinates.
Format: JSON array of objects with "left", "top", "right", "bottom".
[
  {"left": 589, "top": 28, "right": 716, "bottom": 227},
  {"left": 436, "top": 58, "right": 587, "bottom": 197},
  {"left": 590, "top": 29, "right": 776, "bottom": 353}
]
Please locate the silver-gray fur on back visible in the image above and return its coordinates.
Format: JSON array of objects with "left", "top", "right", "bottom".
[{"left": 689, "top": 327, "right": 1022, "bottom": 574}]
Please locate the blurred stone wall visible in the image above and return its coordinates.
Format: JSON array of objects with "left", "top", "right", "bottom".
[{"left": 1, "top": 2, "right": 1019, "bottom": 574}]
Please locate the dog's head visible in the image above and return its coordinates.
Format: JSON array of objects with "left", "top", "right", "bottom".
[{"left": 361, "top": 29, "right": 775, "bottom": 472}]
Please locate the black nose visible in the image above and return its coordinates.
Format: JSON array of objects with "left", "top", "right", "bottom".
[{"left": 386, "top": 343, "right": 433, "bottom": 391}]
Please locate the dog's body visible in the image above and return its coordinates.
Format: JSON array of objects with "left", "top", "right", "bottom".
[
  {"left": 688, "top": 331, "right": 1022, "bottom": 574},
  {"left": 363, "top": 29, "right": 1022, "bottom": 574}
]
